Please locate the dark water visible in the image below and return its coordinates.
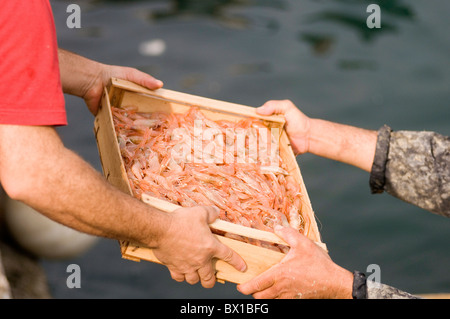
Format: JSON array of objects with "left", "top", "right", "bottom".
[{"left": 43, "top": 0, "right": 449, "bottom": 298}]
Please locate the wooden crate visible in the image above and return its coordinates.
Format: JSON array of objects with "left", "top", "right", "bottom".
[{"left": 94, "top": 78, "right": 325, "bottom": 284}]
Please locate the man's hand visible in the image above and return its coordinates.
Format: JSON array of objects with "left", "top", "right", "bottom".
[
  {"left": 58, "top": 48, "right": 163, "bottom": 115},
  {"left": 237, "top": 226, "right": 353, "bottom": 299},
  {"left": 82, "top": 64, "right": 163, "bottom": 115},
  {"left": 257, "top": 100, "right": 311, "bottom": 155},
  {"left": 153, "top": 206, "right": 247, "bottom": 288}
]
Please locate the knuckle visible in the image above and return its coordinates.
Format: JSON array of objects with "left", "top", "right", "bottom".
[
  {"left": 254, "top": 279, "right": 264, "bottom": 292},
  {"left": 282, "top": 99, "right": 294, "bottom": 108},
  {"left": 221, "top": 247, "right": 235, "bottom": 262},
  {"left": 201, "top": 271, "right": 215, "bottom": 283}
]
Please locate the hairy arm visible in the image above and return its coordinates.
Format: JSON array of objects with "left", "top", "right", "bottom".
[
  {"left": 308, "top": 118, "right": 377, "bottom": 172},
  {"left": 58, "top": 48, "right": 163, "bottom": 115},
  {"left": 259, "top": 100, "right": 449, "bottom": 215},
  {"left": 0, "top": 124, "right": 169, "bottom": 245},
  {"left": 0, "top": 125, "right": 245, "bottom": 287},
  {"left": 257, "top": 100, "right": 377, "bottom": 172}
]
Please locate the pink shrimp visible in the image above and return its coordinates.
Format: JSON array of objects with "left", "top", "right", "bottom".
[{"left": 111, "top": 105, "right": 309, "bottom": 252}]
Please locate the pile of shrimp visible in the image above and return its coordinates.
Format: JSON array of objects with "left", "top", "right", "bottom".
[{"left": 112, "top": 105, "right": 310, "bottom": 252}]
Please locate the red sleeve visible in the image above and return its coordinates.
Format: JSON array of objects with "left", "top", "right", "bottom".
[{"left": 0, "top": 0, "right": 67, "bottom": 126}]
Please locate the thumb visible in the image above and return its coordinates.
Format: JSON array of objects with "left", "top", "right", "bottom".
[
  {"left": 110, "top": 66, "right": 164, "bottom": 90},
  {"left": 256, "top": 101, "right": 278, "bottom": 116},
  {"left": 256, "top": 100, "right": 293, "bottom": 116},
  {"left": 127, "top": 68, "right": 164, "bottom": 89}
]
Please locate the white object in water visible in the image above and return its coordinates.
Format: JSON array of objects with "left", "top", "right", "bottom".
[
  {"left": 138, "top": 39, "right": 166, "bottom": 56},
  {"left": 5, "top": 198, "right": 98, "bottom": 260}
]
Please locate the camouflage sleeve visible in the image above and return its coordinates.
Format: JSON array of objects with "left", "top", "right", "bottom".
[
  {"left": 366, "top": 280, "right": 421, "bottom": 299},
  {"left": 370, "top": 125, "right": 450, "bottom": 217}
]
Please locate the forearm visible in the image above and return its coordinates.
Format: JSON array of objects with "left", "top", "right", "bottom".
[
  {"left": 0, "top": 125, "right": 170, "bottom": 248},
  {"left": 58, "top": 48, "right": 103, "bottom": 98},
  {"left": 308, "top": 118, "right": 378, "bottom": 172}
]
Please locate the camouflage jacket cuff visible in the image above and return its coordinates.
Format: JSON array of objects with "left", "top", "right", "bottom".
[
  {"left": 366, "top": 280, "right": 421, "bottom": 299},
  {"left": 369, "top": 125, "right": 392, "bottom": 194}
]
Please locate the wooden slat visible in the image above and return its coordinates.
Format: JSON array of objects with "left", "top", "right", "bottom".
[
  {"left": 94, "top": 88, "right": 132, "bottom": 195},
  {"left": 111, "top": 77, "right": 286, "bottom": 124},
  {"left": 141, "top": 194, "right": 289, "bottom": 246},
  {"left": 141, "top": 194, "right": 327, "bottom": 252}
]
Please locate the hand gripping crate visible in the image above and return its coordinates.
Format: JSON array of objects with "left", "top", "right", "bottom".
[{"left": 94, "top": 78, "right": 325, "bottom": 284}]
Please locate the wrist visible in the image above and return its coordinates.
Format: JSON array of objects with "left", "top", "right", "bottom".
[
  {"left": 80, "top": 62, "right": 104, "bottom": 98},
  {"left": 302, "top": 115, "right": 312, "bottom": 155},
  {"left": 287, "top": 114, "right": 312, "bottom": 155},
  {"left": 331, "top": 267, "right": 353, "bottom": 299},
  {"left": 59, "top": 49, "right": 100, "bottom": 97},
  {"left": 307, "top": 118, "right": 332, "bottom": 157},
  {"left": 129, "top": 203, "right": 174, "bottom": 249}
]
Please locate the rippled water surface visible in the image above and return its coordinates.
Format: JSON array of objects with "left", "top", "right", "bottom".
[{"left": 44, "top": 0, "right": 449, "bottom": 298}]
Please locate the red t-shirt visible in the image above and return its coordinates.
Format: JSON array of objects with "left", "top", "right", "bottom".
[{"left": 0, "top": 0, "right": 67, "bottom": 126}]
